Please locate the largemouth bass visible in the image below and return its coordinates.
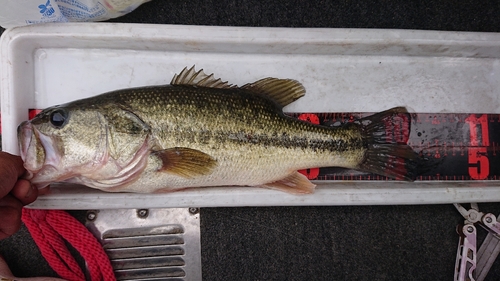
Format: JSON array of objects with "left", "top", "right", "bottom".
[{"left": 18, "top": 66, "right": 418, "bottom": 194}]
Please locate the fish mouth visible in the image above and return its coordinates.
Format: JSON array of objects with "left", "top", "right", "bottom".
[
  {"left": 18, "top": 121, "right": 32, "bottom": 163},
  {"left": 17, "top": 121, "right": 64, "bottom": 183},
  {"left": 18, "top": 121, "right": 45, "bottom": 175}
]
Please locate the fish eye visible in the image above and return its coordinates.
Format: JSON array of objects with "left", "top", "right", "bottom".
[{"left": 49, "top": 109, "right": 68, "bottom": 128}]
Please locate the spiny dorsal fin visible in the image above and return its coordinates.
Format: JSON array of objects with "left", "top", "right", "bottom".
[
  {"left": 241, "top": 78, "right": 305, "bottom": 108},
  {"left": 171, "top": 66, "right": 236, "bottom": 89}
]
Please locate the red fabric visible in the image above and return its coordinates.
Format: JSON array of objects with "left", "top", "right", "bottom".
[{"left": 22, "top": 208, "right": 116, "bottom": 281}]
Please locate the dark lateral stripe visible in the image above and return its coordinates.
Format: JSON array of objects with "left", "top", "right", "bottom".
[{"left": 171, "top": 129, "right": 364, "bottom": 153}]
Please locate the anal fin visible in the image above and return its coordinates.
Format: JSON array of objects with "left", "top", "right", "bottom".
[{"left": 261, "top": 171, "right": 316, "bottom": 194}]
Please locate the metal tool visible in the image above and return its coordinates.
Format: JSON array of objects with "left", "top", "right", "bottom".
[{"left": 454, "top": 203, "right": 500, "bottom": 281}]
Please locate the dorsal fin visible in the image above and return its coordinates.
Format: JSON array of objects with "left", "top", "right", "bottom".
[
  {"left": 241, "top": 78, "right": 305, "bottom": 108},
  {"left": 171, "top": 66, "right": 236, "bottom": 89},
  {"left": 171, "top": 66, "right": 305, "bottom": 108}
]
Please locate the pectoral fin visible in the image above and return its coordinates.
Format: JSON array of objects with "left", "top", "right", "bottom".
[
  {"left": 261, "top": 171, "right": 316, "bottom": 194},
  {"left": 153, "top": 147, "right": 217, "bottom": 178}
]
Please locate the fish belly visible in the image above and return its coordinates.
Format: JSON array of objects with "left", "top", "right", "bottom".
[{"left": 111, "top": 145, "right": 336, "bottom": 193}]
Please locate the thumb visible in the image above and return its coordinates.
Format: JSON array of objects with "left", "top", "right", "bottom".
[{"left": 0, "top": 152, "right": 26, "bottom": 198}]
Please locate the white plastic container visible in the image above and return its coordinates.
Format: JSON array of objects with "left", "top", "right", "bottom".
[{"left": 1, "top": 23, "right": 499, "bottom": 209}]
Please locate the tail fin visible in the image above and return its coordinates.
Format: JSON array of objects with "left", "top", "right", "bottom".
[{"left": 355, "top": 107, "right": 419, "bottom": 181}]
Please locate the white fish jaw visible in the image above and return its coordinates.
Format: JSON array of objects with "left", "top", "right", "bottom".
[
  {"left": 18, "top": 121, "right": 45, "bottom": 175},
  {"left": 18, "top": 121, "right": 69, "bottom": 186},
  {"left": 18, "top": 120, "right": 106, "bottom": 187}
]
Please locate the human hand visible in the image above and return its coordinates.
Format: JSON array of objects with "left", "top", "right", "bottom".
[{"left": 0, "top": 151, "right": 38, "bottom": 239}]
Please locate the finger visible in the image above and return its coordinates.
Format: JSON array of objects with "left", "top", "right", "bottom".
[
  {"left": 10, "top": 179, "right": 38, "bottom": 206},
  {"left": 0, "top": 152, "right": 26, "bottom": 198},
  {"left": 38, "top": 185, "right": 51, "bottom": 195},
  {"left": 0, "top": 195, "right": 23, "bottom": 240}
]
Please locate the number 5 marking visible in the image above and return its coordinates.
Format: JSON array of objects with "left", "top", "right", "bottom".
[
  {"left": 468, "top": 148, "right": 489, "bottom": 180},
  {"left": 465, "top": 115, "right": 490, "bottom": 179}
]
